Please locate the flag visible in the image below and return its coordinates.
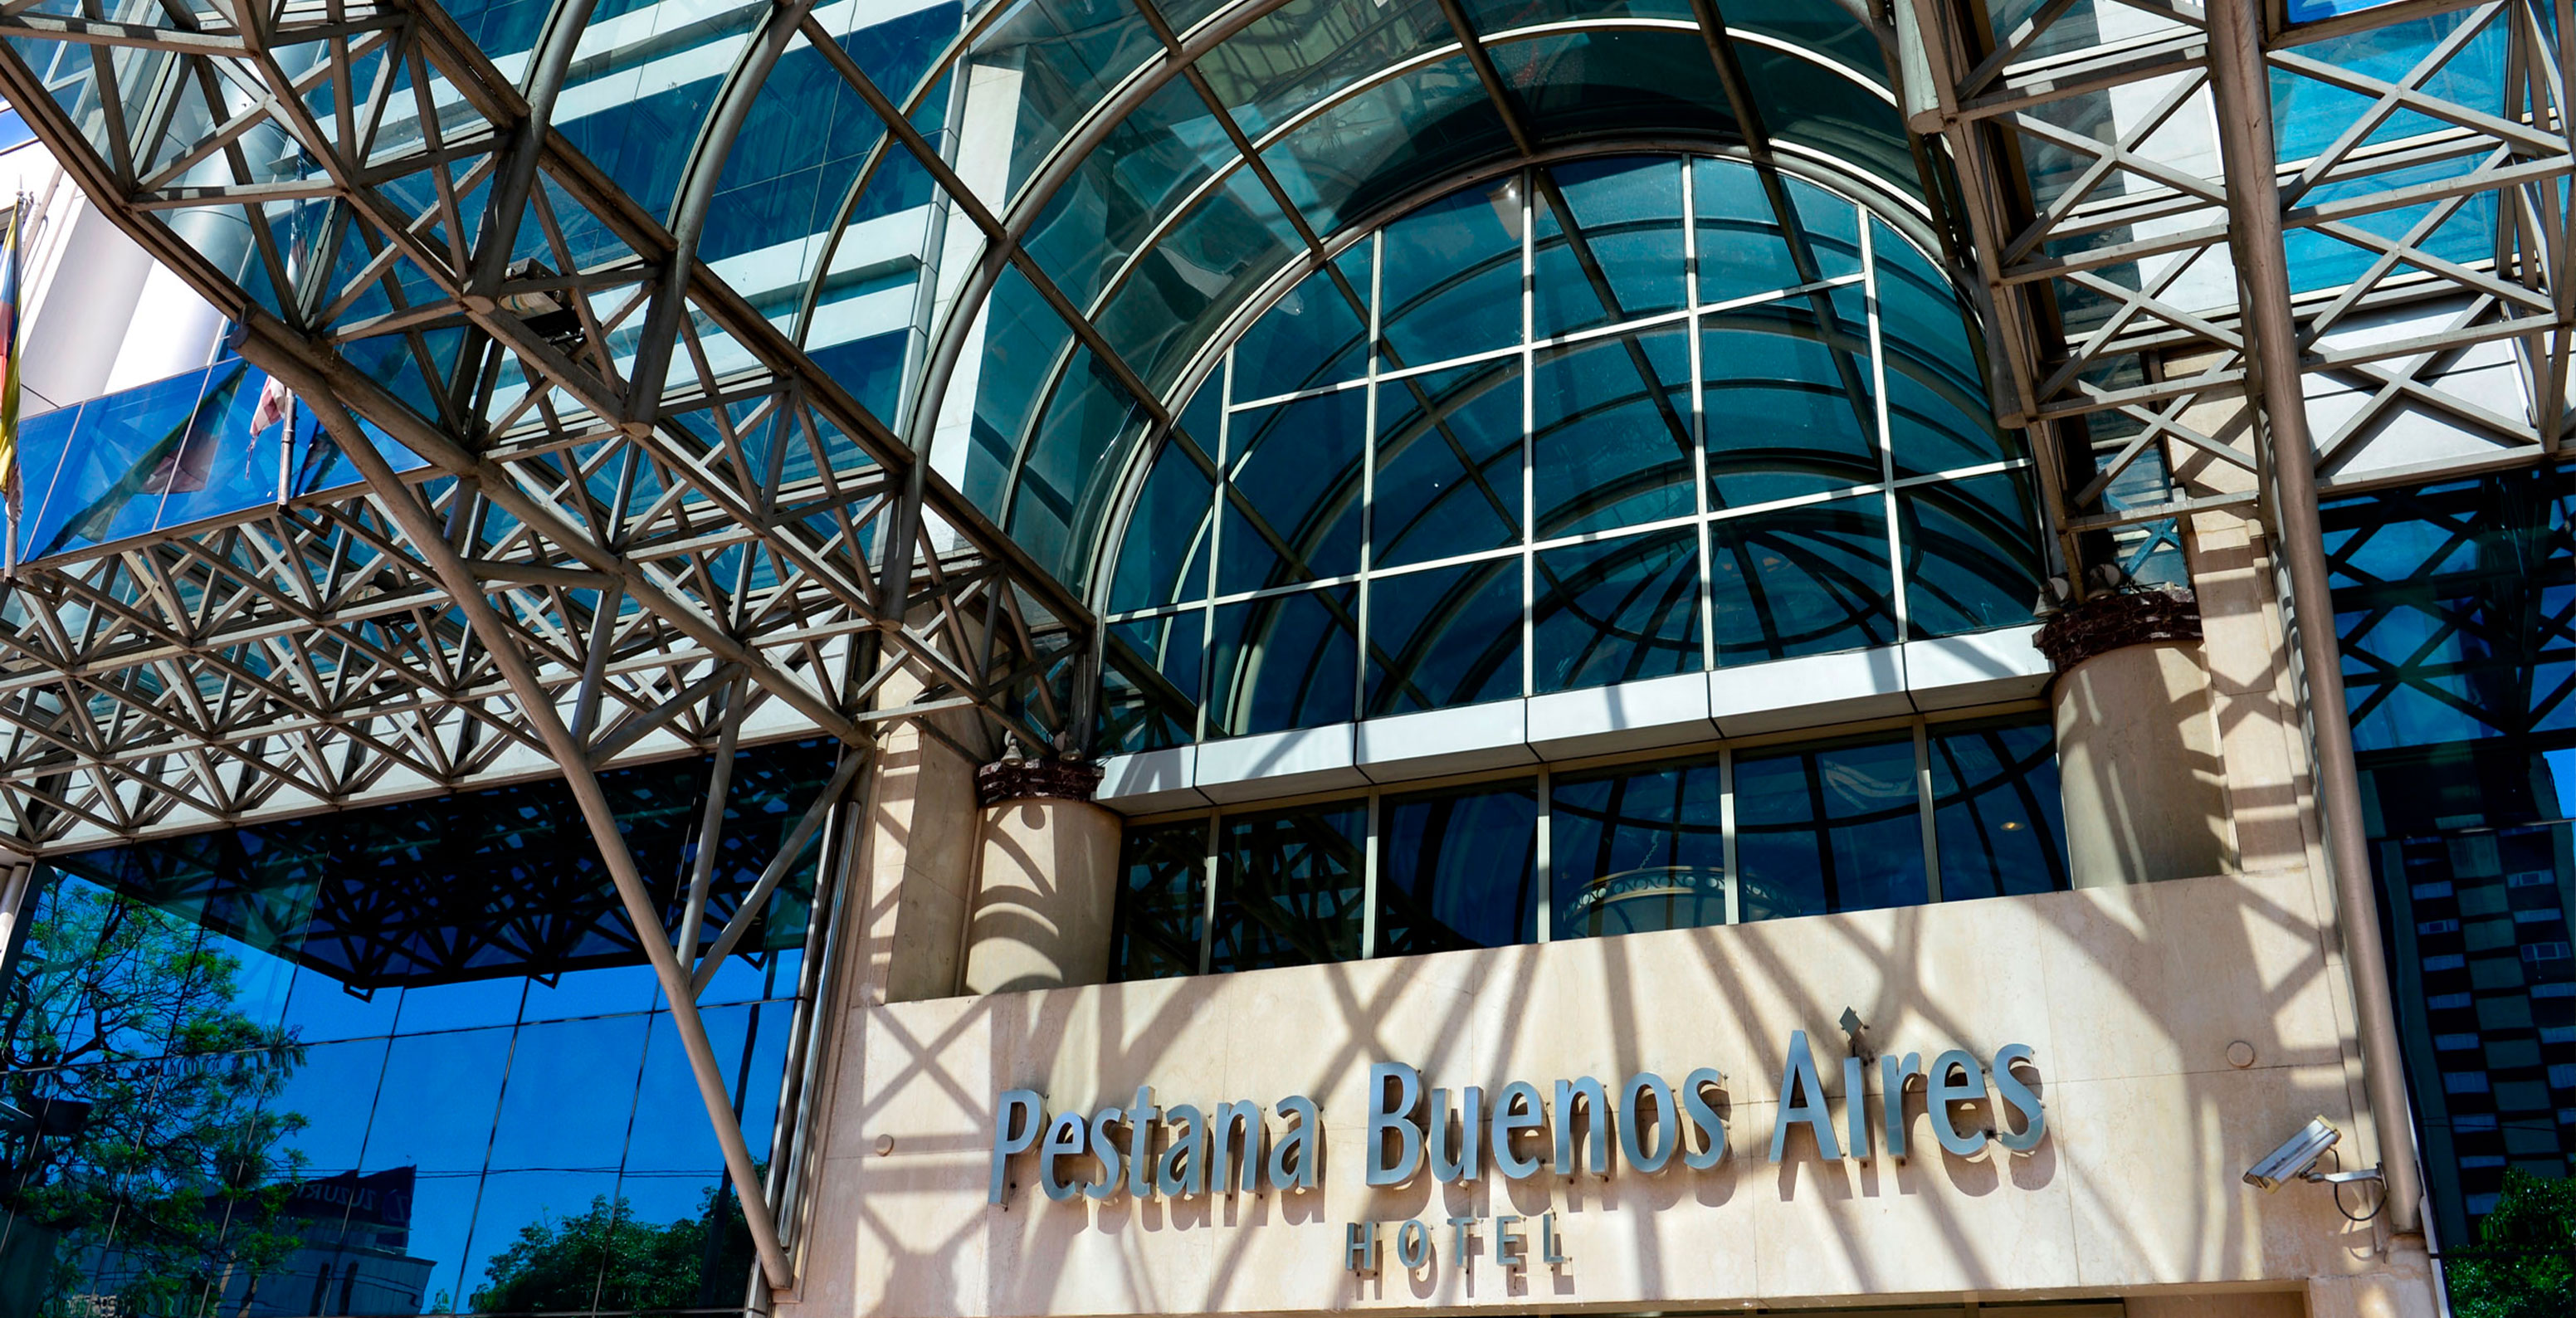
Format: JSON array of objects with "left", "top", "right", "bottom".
[
  {"left": 250, "top": 371, "right": 290, "bottom": 435},
  {"left": 37, "top": 365, "right": 249, "bottom": 558}
]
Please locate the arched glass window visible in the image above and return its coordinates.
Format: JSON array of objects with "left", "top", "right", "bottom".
[{"left": 1099, "top": 152, "right": 2043, "bottom": 754}]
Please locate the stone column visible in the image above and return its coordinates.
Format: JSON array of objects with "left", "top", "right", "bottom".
[
  {"left": 962, "top": 759, "right": 1122, "bottom": 994},
  {"left": 2040, "top": 588, "right": 2232, "bottom": 886}
]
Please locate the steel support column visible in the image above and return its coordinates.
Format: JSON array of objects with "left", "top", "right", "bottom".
[
  {"left": 280, "top": 357, "right": 803, "bottom": 1290},
  {"left": 2207, "top": 0, "right": 2427, "bottom": 1236}
]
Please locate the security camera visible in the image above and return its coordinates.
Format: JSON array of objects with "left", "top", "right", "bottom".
[{"left": 2243, "top": 1116, "right": 2341, "bottom": 1190}]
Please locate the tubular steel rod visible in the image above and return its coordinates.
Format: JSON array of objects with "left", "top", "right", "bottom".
[
  {"left": 283, "top": 364, "right": 800, "bottom": 1291},
  {"left": 2207, "top": 0, "right": 2426, "bottom": 1236}
]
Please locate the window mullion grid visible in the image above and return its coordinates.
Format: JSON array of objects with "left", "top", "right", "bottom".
[
  {"left": 1362, "top": 792, "right": 1382, "bottom": 959},
  {"left": 1862, "top": 217, "right": 1906, "bottom": 642},
  {"left": 1198, "top": 350, "right": 1233, "bottom": 744},
  {"left": 1534, "top": 764, "right": 1553, "bottom": 944},
  {"left": 1915, "top": 720, "right": 1943, "bottom": 905},
  {"left": 1683, "top": 154, "right": 1716, "bottom": 673},
  {"left": 1198, "top": 811, "right": 1218, "bottom": 975},
  {"left": 1521, "top": 166, "right": 1538, "bottom": 700},
  {"left": 1364, "top": 229, "right": 1387, "bottom": 721},
  {"left": 1720, "top": 745, "right": 1739, "bottom": 926}
]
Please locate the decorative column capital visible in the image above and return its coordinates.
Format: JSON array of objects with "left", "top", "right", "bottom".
[
  {"left": 975, "top": 756, "right": 1105, "bottom": 808},
  {"left": 2034, "top": 588, "right": 2203, "bottom": 671}
]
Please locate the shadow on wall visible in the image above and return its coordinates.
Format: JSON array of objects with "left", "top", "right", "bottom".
[{"left": 805, "top": 866, "right": 2378, "bottom": 1316}]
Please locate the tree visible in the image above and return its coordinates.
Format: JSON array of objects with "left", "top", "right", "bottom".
[
  {"left": 0, "top": 879, "right": 310, "bottom": 1316},
  {"left": 2446, "top": 1169, "right": 2576, "bottom": 1318},
  {"left": 471, "top": 1183, "right": 754, "bottom": 1316}
]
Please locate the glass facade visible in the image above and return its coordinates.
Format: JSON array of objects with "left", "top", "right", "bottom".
[
  {"left": 1106, "top": 713, "right": 2067, "bottom": 979},
  {"left": 1100, "top": 153, "right": 2044, "bottom": 754},
  {"left": 2323, "top": 472, "right": 2576, "bottom": 1249},
  {"left": 0, "top": 741, "right": 843, "bottom": 1317}
]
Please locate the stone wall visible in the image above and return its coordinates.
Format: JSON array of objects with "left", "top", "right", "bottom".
[{"left": 782, "top": 869, "right": 2430, "bottom": 1317}]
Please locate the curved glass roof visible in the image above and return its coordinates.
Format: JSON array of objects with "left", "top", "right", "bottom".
[
  {"left": 858, "top": 0, "right": 1926, "bottom": 587},
  {"left": 1092, "top": 151, "right": 2036, "bottom": 754}
]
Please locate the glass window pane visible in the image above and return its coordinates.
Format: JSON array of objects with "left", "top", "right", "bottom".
[
  {"left": 1230, "top": 246, "right": 1374, "bottom": 403},
  {"left": 1900, "top": 471, "right": 2044, "bottom": 640},
  {"left": 1109, "top": 432, "right": 1216, "bottom": 613},
  {"left": 1112, "top": 822, "right": 1211, "bottom": 979},
  {"left": 1532, "top": 327, "right": 1693, "bottom": 537},
  {"left": 1379, "top": 179, "right": 1525, "bottom": 368},
  {"left": 1376, "top": 783, "right": 1539, "bottom": 955},
  {"left": 1929, "top": 719, "right": 2069, "bottom": 901},
  {"left": 1374, "top": 356, "right": 1523, "bottom": 569},
  {"left": 1096, "top": 168, "right": 1307, "bottom": 396},
  {"left": 976, "top": 0, "right": 1162, "bottom": 198},
  {"left": 1734, "top": 46, "right": 1915, "bottom": 198},
  {"left": 1364, "top": 557, "right": 1525, "bottom": 716},
  {"left": 1734, "top": 735, "right": 1927, "bottom": 920},
  {"left": 1550, "top": 761, "right": 1726, "bottom": 939},
  {"left": 1198, "top": 0, "right": 1456, "bottom": 142},
  {"left": 1208, "top": 585, "right": 1359, "bottom": 736},
  {"left": 1701, "top": 295, "right": 1880, "bottom": 507},
  {"left": 1221, "top": 388, "right": 1365, "bottom": 592},
  {"left": 1534, "top": 526, "right": 1702, "bottom": 693},
  {"left": 1213, "top": 802, "right": 1367, "bottom": 971},
  {"left": 1694, "top": 156, "right": 1798, "bottom": 305},
  {"left": 1104, "top": 613, "right": 1205, "bottom": 754},
  {"left": 1023, "top": 76, "right": 1237, "bottom": 310},
  {"left": 1533, "top": 154, "right": 1686, "bottom": 339},
  {"left": 486, "top": 1016, "right": 650, "bottom": 1172},
  {"left": 1710, "top": 492, "right": 1896, "bottom": 665},
  {"left": 1258, "top": 54, "right": 1515, "bottom": 236},
  {"left": 1491, "top": 29, "right": 1740, "bottom": 149}
]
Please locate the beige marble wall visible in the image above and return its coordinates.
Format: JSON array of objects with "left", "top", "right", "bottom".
[{"left": 782, "top": 869, "right": 2431, "bottom": 1318}]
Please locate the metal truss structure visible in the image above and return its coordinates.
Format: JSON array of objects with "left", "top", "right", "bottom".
[
  {"left": 0, "top": 0, "right": 2553, "bottom": 1277},
  {"left": 1911, "top": 0, "right": 2574, "bottom": 572},
  {"left": 0, "top": 0, "right": 1090, "bottom": 862}
]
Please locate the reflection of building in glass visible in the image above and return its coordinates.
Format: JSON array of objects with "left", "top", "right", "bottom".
[
  {"left": 2326, "top": 473, "right": 2576, "bottom": 1247},
  {"left": 0, "top": 0, "right": 2559, "bottom": 1316},
  {"left": 0, "top": 744, "right": 837, "bottom": 1317}
]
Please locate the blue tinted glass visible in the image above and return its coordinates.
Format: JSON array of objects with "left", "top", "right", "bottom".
[
  {"left": 1375, "top": 783, "right": 1539, "bottom": 955},
  {"left": 1695, "top": 156, "right": 1799, "bottom": 304},
  {"left": 1258, "top": 55, "right": 1515, "bottom": 235},
  {"left": 1709, "top": 492, "right": 1896, "bottom": 664},
  {"left": 1703, "top": 297, "right": 1879, "bottom": 506},
  {"left": 1534, "top": 527, "right": 1702, "bottom": 692},
  {"left": 1929, "top": 719, "right": 2068, "bottom": 900},
  {"left": 1550, "top": 760, "right": 1726, "bottom": 938},
  {"left": 1104, "top": 612, "right": 1205, "bottom": 754},
  {"left": 1734, "top": 736, "right": 1926, "bottom": 920},
  {"left": 1110, "top": 434, "right": 1216, "bottom": 613},
  {"left": 1231, "top": 246, "right": 1374, "bottom": 403},
  {"left": 1900, "top": 471, "right": 2042, "bottom": 639},
  {"left": 488, "top": 1016, "right": 651, "bottom": 1171},
  {"left": 1374, "top": 357, "right": 1522, "bottom": 568},
  {"left": 1534, "top": 154, "right": 1686, "bottom": 338},
  {"left": 1213, "top": 802, "right": 1367, "bottom": 970},
  {"left": 25, "top": 367, "right": 216, "bottom": 559},
  {"left": 1208, "top": 586, "right": 1358, "bottom": 736},
  {"left": 1111, "top": 822, "right": 1210, "bottom": 979},
  {"left": 1100, "top": 169, "right": 1306, "bottom": 396},
  {"left": 1532, "top": 327, "right": 1693, "bottom": 536},
  {"left": 1222, "top": 388, "right": 1366, "bottom": 591},
  {"left": 1364, "top": 557, "right": 1525, "bottom": 715},
  {"left": 1378, "top": 178, "right": 1525, "bottom": 367}
]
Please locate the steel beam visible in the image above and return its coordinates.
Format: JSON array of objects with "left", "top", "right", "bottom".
[
  {"left": 2207, "top": 0, "right": 2427, "bottom": 1234},
  {"left": 280, "top": 356, "right": 801, "bottom": 1291}
]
